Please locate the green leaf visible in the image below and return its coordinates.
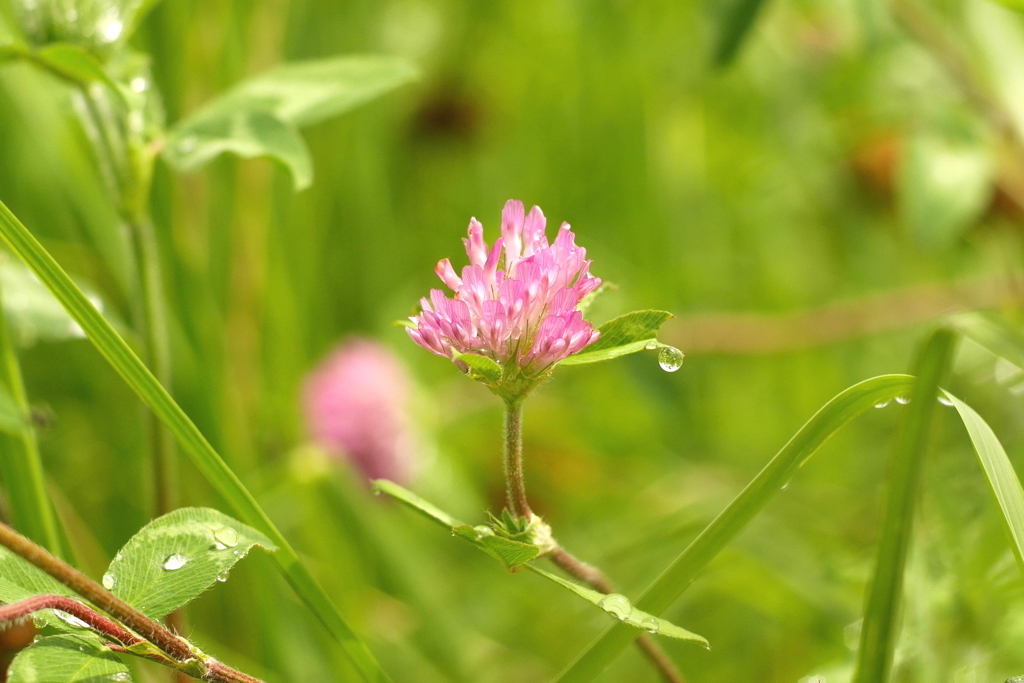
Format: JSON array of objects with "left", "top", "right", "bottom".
[
  {"left": 577, "top": 282, "right": 616, "bottom": 315},
  {"left": 989, "top": 0, "right": 1024, "bottom": 14},
  {"left": 0, "top": 199, "right": 393, "bottom": 683},
  {"left": 712, "top": 0, "right": 772, "bottom": 66},
  {"left": 556, "top": 373, "right": 916, "bottom": 682},
  {"left": 527, "top": 567, "right": 707, "bottom": 646},
  {"left": 163, "top": 55, "right": 417, "bottom": 190},
  {"left": 451, "top": 525, "right": 539, "bottom": 569},
  {"left": 8, "top": 634, "right": 131, "bottom": 683},
  {"left": 0, "top": 381, "right": 26, "bottom": 434},
  {"left": 853, "top": 330, "right": 956, "bottom": 683},
  {"left": 372, "top": 480, "right": 541, "bottom": 568},
  {"left": 0, "top": 545, "right": 75, "bottom": 630},
  {"left": 950, "top": 311, "right": 1024, "bottom": 370},
  {"left": 164, "top": 110, "right": 312, "bottom": 191},
  {"left": 559, "top": 310, "right": 674, "bottom": 366},
  {"left": 0, "top": 258, "right": 101, "bottom": 347},
  {"left": 898, "top": 127, "right": 993, "bottom": 248},
  {"left": 453, "top": 352, "right": 503, "bottom": 383},
  {"left": 944, "top": 392, "right": 1024, "bottom": 574},
  {"left": 107, "top": 507, "right": 276, "bottom": 618},
  {"left": 34, "top": 43, "right": 109, "bottom": 84}
]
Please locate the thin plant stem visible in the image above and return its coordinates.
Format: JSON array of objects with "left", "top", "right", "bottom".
[
  {"left": 0, "top": 519, "right": 261, "bottom": 683},
  {"left": 503, "top": 399, "right": 531, "bottom": 518},
  {"left": 0, "top": 274, "right": 63, "bottom": 557},
  {"left": 550, "top": 549, "right": 685, "bottom": 683},
  {"left": 503, "top": 402, "right": 684, "bottom": 683}
]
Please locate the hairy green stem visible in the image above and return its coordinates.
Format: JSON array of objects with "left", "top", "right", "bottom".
[
  {"left": 503, "top": 400, "right": 531, "bottom": 518},
  {"left": 503, "top": 401, "right": 683, "bottom": 683},
  {"left": 0, "top": 274, "right": 63, "bottom": 556}
]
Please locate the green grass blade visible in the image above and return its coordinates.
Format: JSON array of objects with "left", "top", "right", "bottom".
[
  {"left": 950, "top": 311, "right": 1024, "bottom": 369},
  {"left": 945, "top": 392, "right": 1024, "bottom": 573},
  {"left": 853, "top": 329, "right": 956, "bottom": 683},
  {"left": 713, "top": 0, "right": 772, "bottom": 66},
  {"left": 555, "top": 373, "right": 916, "bottom": 682},
  {"left": 0, "top": 272, "right": 63, "bottom": 557},
  {"left": 0, "top": 199, "right": 393, "bottom": 683}
]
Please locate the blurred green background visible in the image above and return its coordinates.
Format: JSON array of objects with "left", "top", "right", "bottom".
[{"left": 3, "top": 0, "right": 1024, "bottom": 680}]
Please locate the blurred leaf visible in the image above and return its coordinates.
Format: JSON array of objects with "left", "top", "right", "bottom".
[
  {"left": 577, "top": 282, "right": 615, "bottom": 315},
  {"left": 7, "top": 633, "right": 131, "bottom": 683},
  {"left": 528, "top": 567, "right": 708, "bottom": 645},
  {"left": 163, "top": 55, "right": 417, "bottom": 190},
  {"left": 560, "top": 310, "right": 673, "bottom": 366},
  {"left": 950, "top": 312, "right": 1024, "bottom": 370},
  {"left": 0, "top": 382, "right": 26, "bottom": 434},
  {"left": 0, "top": 200, "right": 394, "bottom": 683},
  {"left": 372, "top": 478, "right": 461, "bottom": 528},
  {"left": 712, "top": 0, "right": 771, "bottom": 66},
  {"left": 107, "top": 507, "right": 276, "bottom": 618},
  {"left": 854, "top": 330, "right": 956, "bottom": 683},
  {"left": 898, "top": 129, "right": 993, "bottom": 248},
  {"left": 945, "top": 392, "right": 1024, "bottom": 574},
  {"left": 556, "top": 373, "right": 917, "bottom": 682},
  {"left": 34, "top": 43, "right": 108, "bottom": 84},
  {"left": 0, "top": 258, "right": 98, "bottom": 347},
  {"left": 988, "top": 0, "right": 1024, "bottom": 14}
]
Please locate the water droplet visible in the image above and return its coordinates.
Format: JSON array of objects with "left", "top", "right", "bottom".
[
  {"left": 598, "top": 593, "right": 632, "bottom": 620},
  {"left": 781, "top": 482, "right": 790, "bottom": 490},
  {"left": 162, "top": 554, "right": 188, "bottom": 571},
  {"left": 102, "top": 572, "right": 116, "bottom": 590},
  {"left": 895, "top": 396, "right": 910, "bottom": 405},
  {"left": 1005, "top": 677, "right": 1024, "bottom": 683},
  {"left": 213, "top": 527, "right": 239, "bottom": 550},
  {"left": 639, "top": 615, "right": 659, "bottom": 634},
  {"left": 109, "top": 673, "right": 130, "bottom": 682},
  {"left": 32, "top": 616, "right": 45, "bottom": 629},
  {"left": 874, "top": 400, "right": 891, "bottom": 409},
  {"left": 216, "top": 570, "right": 230, "bottom": 583},
  {"left": 938, "top": 396, "right": 954, "bottom": 406},
  {"left": 55, "top": 610, "right": 89, "bottom": 628},
  {"left": 657, "top": 346, "right": 684, "bottom": 372},
  {"left": 473, "top": 525, "right": 494, "bottom": 540},
  {"left": 644, "top": 341, "right": 658, "bottom": 351}
]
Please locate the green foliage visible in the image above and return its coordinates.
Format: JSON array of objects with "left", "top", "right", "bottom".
[
  {"left": 0, "top": 199, "right": 392, "bottom": 683},
  {"left": 854, "top": 330, "right": 956, "bottom": 683},
  {"left": 106, "top": 507, "right": 275, "bottom": 618},
  {"left": 7, "top": 634, "right": 131, "bottom": 683},
  {"left": 528, "top": 567, "right": 707, "bottom": 646},
  {"left": 712, "top": 0, "right": 772, "bottom": 66},
  {"left": 559, "top": 310, "right": 674, "bottom": 366},
  {"left": 452, "top": 351, "right": 503, "bottom": 383},
  {"left": 163, "top": 56, "right": 417, "bottom": 190},
  {"left": 898, "top": 128, "right": 993, "bottom": 248}
]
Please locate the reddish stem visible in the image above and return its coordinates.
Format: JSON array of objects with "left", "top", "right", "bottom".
[{"left": 0, "top": 594, "right": 142, "bottom": 647}]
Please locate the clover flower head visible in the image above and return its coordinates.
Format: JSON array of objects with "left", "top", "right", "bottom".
[
  {"left": 407, "top": 200, "right": 602, "bottom": 387},
  {"left": 303, "top": 338, "right": 416, "bottom": 484}
]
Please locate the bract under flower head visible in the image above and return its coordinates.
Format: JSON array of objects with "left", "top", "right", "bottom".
[{"left": 407, "top": 200, "right": 601, "bottom": 396}]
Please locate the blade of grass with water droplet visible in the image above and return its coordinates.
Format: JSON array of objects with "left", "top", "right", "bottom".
[
  {"left": 944, "top": 392, "right": 1024, "bottom": 574},
  {"left": 0, "top": 198, "right": 393, "bottom": 683},
  {"left": 555, "top": 373, "right": 917, "bottom": 682},
  {"left": 853, "top": 329, "right": 956, "bottom": 683}
]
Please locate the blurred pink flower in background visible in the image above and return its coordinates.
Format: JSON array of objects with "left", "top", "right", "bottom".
[
  {"left": 407, "top": 199, "right": 602, "bottom": 375},
  {"left": 302, "top": 338, "right": 416, "bottom": 484}
]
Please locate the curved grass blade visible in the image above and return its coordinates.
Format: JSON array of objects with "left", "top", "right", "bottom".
[
  {"left": 853, "top": 330, "right": 956, "bottom": 683},
  {"left": 555, "top": 373, "right": 916, "bottom": 682},
  {"left": 945, "top": 392, "right": 1024, "bottom": 573},
  {"left": 0, "top": 199, "right": 393, "bottom": 683}
]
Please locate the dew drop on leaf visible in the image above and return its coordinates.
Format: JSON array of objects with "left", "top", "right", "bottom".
[
  {"left": 162, "top": 554, "right": 188, "bottom": 571},
  {"left": 895, "top": 395, "right": 910, "bottom": 405},
  {"left": 473, "top": 525, "right": 494, "bottom": 540},
  {"left": 598, "top": 593, "right": 632, "bottom": 620},
  {"left": 102, "top": 572, "right": 116, "bottom": 590},
  {"left": 938, "top": 396, "right": 954, "bottom": 406},
  {"left": 54, "top": 610, "right": 89, "bottom": 628},
  {"left": 874, "top": 400, "right": 890, "bottom": 409},
  {"left": 109, "top": 673, "right": 130, "bottom": 682},
  {"left": 657, "top": 346, "right": 684, "bottom": 372},
  {"left": 213, "top": 527, "right": 239, "bottom": 550},
  {"left": 644, "top": 341, "right": 658, "bottom": 350},
  {"left": 639, "top": 615, "right": 659, "bottom": 634},
  {"left": 216, "top": 570, "right": 230, "bottom": 583}
]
